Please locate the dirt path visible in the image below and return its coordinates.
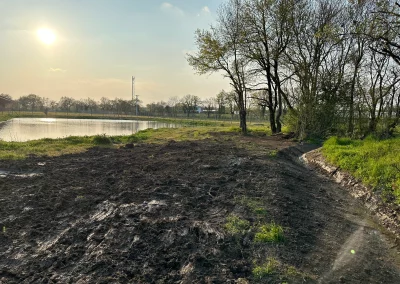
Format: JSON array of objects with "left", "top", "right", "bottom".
[{"left": 0, "top": 135, "right": 399, "bottom": 283}]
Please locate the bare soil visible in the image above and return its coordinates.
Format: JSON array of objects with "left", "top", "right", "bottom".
[{"left": 0, "top": 134, "right": 399, "bottom": 283}]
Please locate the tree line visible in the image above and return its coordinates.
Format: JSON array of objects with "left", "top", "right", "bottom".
[
  {"left": 187, "top": 0, "right": 400, "bottom": 138},
  {"left": 0, "top": 94, "right": 137, "bottom": 116},
  {"left": 0, "top": 92, "right": 264, "bottom": 120}
]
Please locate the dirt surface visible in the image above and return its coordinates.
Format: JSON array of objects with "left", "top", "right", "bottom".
[{"left": 1, "top": 134, "right": 400, "bottom": 283}]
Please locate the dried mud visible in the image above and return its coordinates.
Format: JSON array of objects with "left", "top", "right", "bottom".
[{"left": 0, "top": 135, "right": 400, "bottom": 283}]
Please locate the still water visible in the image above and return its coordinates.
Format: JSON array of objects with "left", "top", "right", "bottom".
[{"left": 0, "top": 118, "right": 177, "bottom": 142}]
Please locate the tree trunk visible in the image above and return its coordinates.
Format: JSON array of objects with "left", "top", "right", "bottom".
[
  {"left": 239, "top": 109, "right": 247, "bottom": 133},
  {"left": 269, "top": 107, "right": 277, "bottom": 134},
  {"left": 276, "top": 92, "right": 283, "bottom": 133}
]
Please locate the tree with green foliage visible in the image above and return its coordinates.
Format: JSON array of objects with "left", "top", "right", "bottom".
[{"left": 187, "top": 0, "right": 249, "bottom": 132}]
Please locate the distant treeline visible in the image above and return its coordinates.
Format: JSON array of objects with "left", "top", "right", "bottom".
[{"left": 0, "top": 92, "right": 271, "bottom": 121}]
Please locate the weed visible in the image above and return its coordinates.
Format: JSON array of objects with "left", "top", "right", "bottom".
[
  {"left": 252, "top": 258, "right": 280, "bottom": 279},
  {"left": 254, "top": 223, "right": 284, "bottom": 243},
  {"left": 269, "top": 150, "right": 278, "bottom": 157},
  {"left": 225, "top": 215, "right": 250, "bottom": 235},
  {"left": 2, "top": 226, "right": 6, "bottom": 233}
]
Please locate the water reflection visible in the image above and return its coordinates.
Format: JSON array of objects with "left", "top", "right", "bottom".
[{"left": 0, "top": 118, "right": 177, "bottom": 142}]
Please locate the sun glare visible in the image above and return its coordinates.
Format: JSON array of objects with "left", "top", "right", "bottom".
[{"left": 37, "top": 28, "right": 56, "bottom": 45}]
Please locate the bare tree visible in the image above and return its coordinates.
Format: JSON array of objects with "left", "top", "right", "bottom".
[
  {"left": 181, "top": 94, "right": 200, "bottom": 117},
  {"left": 59, "top": 97, "right": 75, "bottom": 115},
  {"left": 203, "top": 98, "right": 216, "bottom": 118}
]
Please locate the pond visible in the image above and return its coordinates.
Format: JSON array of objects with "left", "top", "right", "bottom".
[{"left": 0, "top": 118, "right": 177, "bottom": 142}]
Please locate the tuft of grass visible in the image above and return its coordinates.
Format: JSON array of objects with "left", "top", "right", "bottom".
[
  {"left": 252, "top": 258, "right": 315, "bottom": 282},
  {"left": 323, "top": 136, "right": 400, "bottom": 204},
  {"left": 254, "top": 223, "right": 284, "bottom": 243},
  {"left": 269, "top": 150, "right": 278, "bottom": 157},
  {"left": 234, "top": 196, "right": 268, "bottom": 216},
  {"left": 252, "top": 258, "right": 280, "bottom": 279},
  {"left": 91, "top": 134, "right": 112, "bottom": 145},
  {"left": 225, "top": 215, "right": 250, "bottom": 235}
]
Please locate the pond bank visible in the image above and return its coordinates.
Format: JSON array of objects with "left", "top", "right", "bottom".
[{"left": 303, "top": 148, "right": 400, "bottom": 241}]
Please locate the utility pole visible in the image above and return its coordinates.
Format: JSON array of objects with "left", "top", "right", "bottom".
[{"left": 132, "top": 76, "right": 139, "bottom": 116}]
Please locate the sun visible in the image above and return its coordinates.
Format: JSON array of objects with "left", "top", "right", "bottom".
[{"left": 37, "top": 28, "right": 56, "bottom": 45}]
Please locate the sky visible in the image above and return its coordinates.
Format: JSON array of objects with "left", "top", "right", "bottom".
[{"left": 0, "top": 0, "right": 230, "bottom": 104}]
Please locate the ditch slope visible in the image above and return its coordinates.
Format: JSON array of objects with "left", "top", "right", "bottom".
[{"left": 0, "top": 135, "right": 399, "bottom": 283}]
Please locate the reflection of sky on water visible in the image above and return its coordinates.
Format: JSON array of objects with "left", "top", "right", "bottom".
[{"left": 0, "top": 118, "right": 177, "bottom": 142}]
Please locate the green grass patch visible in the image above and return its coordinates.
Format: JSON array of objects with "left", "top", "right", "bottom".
[
  {"left": 252, "top": 258, "right": 280, "bottom": 278},
  {"left": 0, "top": 136, "right": 95, "bottom": 160},
  {"left": 0, "top": 126, "right": 249, "bottom": 160},
  {"left": 234, "top": 196, "right": 268, "bottom": 216},
  {"left": 252, "top": 258, "right": 314, "bottom": 282},
  {"left": 269, "top": 150, "right": 278, "bottom": 157},
  {"left": 254, "top": 223, "right": 284, "bottom": 243},
  {"left": 225, "top": 215, "right": 250, "bottom": 235},
  {"left": 323, "top": 136, "right": 400, "bottom": 204}
]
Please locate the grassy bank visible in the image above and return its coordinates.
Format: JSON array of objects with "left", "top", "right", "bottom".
[
  {"left": 322, "top": 136, "right": 400, "bottom": 204},
  {"left": 0, "top": 125, "right": 272, "bottom": 160}
]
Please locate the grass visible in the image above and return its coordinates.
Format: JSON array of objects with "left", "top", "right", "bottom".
[
  {"left": 252, "top": 257, "right": 315, "bottom": 282},
  {"left": 224, "top": 215, "right": 250, "bottom": 235},
  {"left": 0, "top": 136, "right": 95, "bottom": 160},
  {"left": 252, "top": 258, "right": 280, "bottom": 278},
  {"left": 234, "top": 196, "right": 268, "bottom": 216},
  {"left": 254, "top": 223, "right": 285, "bottom": 243},
  {"left": 322, "top": 136, "right": 400, "bottom": 204},
  {"left": 0, "top": 124, "right": 274, "bottom": 160}
]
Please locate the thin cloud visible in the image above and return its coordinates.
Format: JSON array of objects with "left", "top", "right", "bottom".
[
  {"left": 49, "top": 68, "right": 66, "bottom": 72},
  {"left": 197, "top": 6, "right": 211, "bottom": 17},
  {"left": 202, "top": 6, "right": 210, "bottom": 13},
  {"left": 160, "top": 2, "right": 184, "bottom": 16}
]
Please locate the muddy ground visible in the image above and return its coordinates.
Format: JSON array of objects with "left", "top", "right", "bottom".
[{"left": 0, "top": 134, "right": 400, "bottom": 283}]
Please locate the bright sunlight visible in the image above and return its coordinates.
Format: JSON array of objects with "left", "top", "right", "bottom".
[{"left": 36, "top": 28, "right": 56, "bottom": 45}]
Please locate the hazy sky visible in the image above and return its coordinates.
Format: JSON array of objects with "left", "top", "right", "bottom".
[{"left": 0, "top": 0, "right": 230, "bottom": 104}]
